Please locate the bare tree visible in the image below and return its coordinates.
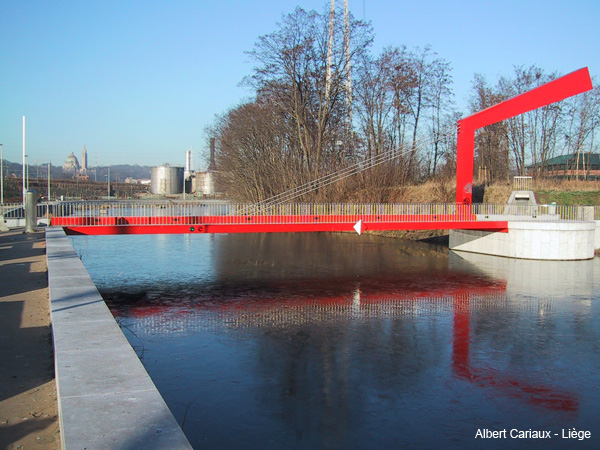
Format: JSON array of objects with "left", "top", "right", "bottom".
[
  {"left": 213, "top": 100, "right": 301, "bottom": 203},
  {"left": 468, "top": 67, "right": 600, "bottom": 181},
  {"left": 212, "top": 6, "right": 466, "bottom": 202},
  {"left": 562, "top": 82, "right": 600, "bottom": 179},
  {"left": 469, "top": 74, "right": 510, "bottom": 183},
  {"left": 426, "top": 54, "right": 454, "bottom": 176},
  {"left": 499, "top": 66, "right": 562, "bottom": 176},
  {"left": 354, "top": 49, "right": 396, "bottom": 163},
  {"left": 355, "top": 46, "right": 455, "bottom": 183},
  {"left": 244, "top": 6, "right": 372, "bottom": 177}
]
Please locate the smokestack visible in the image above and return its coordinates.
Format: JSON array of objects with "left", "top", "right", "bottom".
[
  {"left": 208, "top": 138, "right": 216, "bottom": 171},
  {"left": 184, "top": 149, "right": 192, "bottom": 179}
]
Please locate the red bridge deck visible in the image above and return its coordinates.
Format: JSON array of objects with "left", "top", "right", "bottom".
[{"left": 52, "top": 213, "right": 508, "bottom": 235}]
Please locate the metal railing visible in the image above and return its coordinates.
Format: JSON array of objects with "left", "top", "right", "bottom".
[
  {"left": 513, "top": 176, "right": 533, "bottom": 191},
  {"left": 3, "top": 201, "right": 599, "bottom": 228},
  {"left": 1, "top": 202, "right": 50, "bottom": 219},
  {"left": 472, "top": 203, "right": 598, "bottom": 221},
  {"left": 41, "top": 201, "right": 600, "bottom": 225}
]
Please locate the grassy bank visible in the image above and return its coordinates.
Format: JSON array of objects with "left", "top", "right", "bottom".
[
  {"left": 391, "top": 178, "right": 600, "bottom": 206},
  {"left": 481, "top": 179, "right": 600, "bottom": 205}
]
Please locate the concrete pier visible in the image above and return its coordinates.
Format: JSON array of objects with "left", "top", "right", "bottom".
[
  {"left": 450, "top": 220, "right": 596, "bottom": 260},
  {"left": 46, "top": 227, "right": 192, "bottom": 449}
]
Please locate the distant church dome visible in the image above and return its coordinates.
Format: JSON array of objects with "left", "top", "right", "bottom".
[{"left": 63, "top": 152, "right": 80, "bottom": 172}]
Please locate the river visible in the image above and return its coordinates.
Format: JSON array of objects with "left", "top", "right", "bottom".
[{"left": 70, "top": 232, "right": 600, "bottom": 449}]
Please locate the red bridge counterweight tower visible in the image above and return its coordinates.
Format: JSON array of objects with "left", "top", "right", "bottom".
[{"left": 456, "top": 67, "right": 593, "bottom": 204}]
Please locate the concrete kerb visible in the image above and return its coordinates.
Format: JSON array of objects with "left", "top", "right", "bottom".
[
  {"left": 46, "top": 226, "right": 192, "bottom": 450},
  {"left": 0, "top": 214, "right": 8, "bottom": 232}
]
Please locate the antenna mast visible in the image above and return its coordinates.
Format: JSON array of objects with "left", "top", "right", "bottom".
[
  {"left": 325, "top": 0, "right": 335, "bottom": 104},
  {"left": 344, "top": 0, "right": 352, "bottom": 136}
]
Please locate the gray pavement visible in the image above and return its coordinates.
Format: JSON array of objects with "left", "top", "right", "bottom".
[{"left": 0, "top": 228, "right": 60, "bottom": 449}]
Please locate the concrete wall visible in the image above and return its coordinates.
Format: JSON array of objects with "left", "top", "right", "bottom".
[
  {"left": 46, "top": 227, "right": 192, "bottom": 449},
  {"left": 450, "top": 221, "right": 596, "bottom": 260},
  {"left": 5, "top": 217, "right": 49, "bottom": 228}
]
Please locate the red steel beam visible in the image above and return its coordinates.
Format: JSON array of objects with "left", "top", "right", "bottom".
[
  {"left": 52, "top": 213, "right": 478, "bottom": 227},
  {"left": 456, "top": 67, "right": 593, "bottom": 204}
]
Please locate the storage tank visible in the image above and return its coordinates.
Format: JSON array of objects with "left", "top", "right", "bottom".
[
  {"left": 196, "top": 171, "right": 215, "bottom": 195},
  {"left": 150, "top": 165, "right": 184, "bottom": 195}
]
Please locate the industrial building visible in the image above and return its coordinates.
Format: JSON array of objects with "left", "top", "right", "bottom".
[
  {"left": 192, "top": 138, "right": 218, "bottom": 196},
  {"left": 147, "top": 141, "right": 219, "bottom": 197},
  {"left": 150, "top": 165, "right": 184, "bottom": 195},
  {"left": 527, "top": 152, "right": 600, "bottom": 180}
]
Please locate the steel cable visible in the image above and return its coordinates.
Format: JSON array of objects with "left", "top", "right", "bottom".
[{"left": 237, "top": 127, "right": 455, "bottom": 215}]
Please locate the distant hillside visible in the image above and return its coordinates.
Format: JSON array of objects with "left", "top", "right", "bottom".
[{"left": 0, "top": 159, "right": 152, "bottom": 181}]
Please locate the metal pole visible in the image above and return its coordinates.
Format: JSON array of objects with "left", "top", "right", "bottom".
[
  {"left": 1, "top": 143, "right": 4, "bottom": 205},
  {"left": 107, "top": 167, "right": 111, "bottom": 199},
  {"left": 48, "top": 162, "right": 51, "bottom": 201},
  {"left": 325, "top": 0, "right": 335, "bottom": 104},
  {"left": 22, "top": 116, "right": 26, "bottom": 207},
  {"left": 25, "top": 190, "right": 36, "bottom": 233},
  {"left": 344, "top": 0, "right": 352, "bottom": 135}
]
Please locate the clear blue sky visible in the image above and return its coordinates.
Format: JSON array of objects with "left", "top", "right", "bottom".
[{"left": 1, "top": 0, "right": 598, "bottom": 169}]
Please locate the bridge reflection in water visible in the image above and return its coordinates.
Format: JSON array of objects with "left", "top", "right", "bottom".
[{"left": 71, "top": 233, "right": 600, "bottom": 449}]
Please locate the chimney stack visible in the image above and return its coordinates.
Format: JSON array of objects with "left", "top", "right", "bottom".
[{"left": 208, "top": 138, "right": 216, "bottom": 171}]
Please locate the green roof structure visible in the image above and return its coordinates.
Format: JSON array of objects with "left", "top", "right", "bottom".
[
  {"left": 527, "top": 152, "right": 600, "bottom": 169},
  {"left": 526, "top": 152, "right": 600, "bottom": 180}
]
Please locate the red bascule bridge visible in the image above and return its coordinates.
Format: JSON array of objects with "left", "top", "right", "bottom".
[{"left": 49, "top": 68, "right": 593, "bottom": 236}]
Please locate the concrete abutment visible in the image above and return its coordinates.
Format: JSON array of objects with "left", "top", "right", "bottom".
[{"left": 450, "top": 220, "right": 597, "bottom": 260}]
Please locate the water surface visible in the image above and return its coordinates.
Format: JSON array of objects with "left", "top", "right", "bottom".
[{"left": 71, "top": 233, "right": 600, "bottom": 449}]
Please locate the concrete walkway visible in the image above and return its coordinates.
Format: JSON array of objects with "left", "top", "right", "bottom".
[
  {"left": 0, "top": 228, "right": 60, "bottom": 449},
  {"left": 46, "top": 227, "right": 192, "bottom": 449}
]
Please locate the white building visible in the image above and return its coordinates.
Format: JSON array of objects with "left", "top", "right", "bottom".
[{"left": 63, "top": 152, "right": 80, "bottom": 173}]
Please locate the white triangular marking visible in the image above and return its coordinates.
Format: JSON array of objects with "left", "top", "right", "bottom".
[{"left": 353, "top": 220, "right": 364, "bottom": 235}]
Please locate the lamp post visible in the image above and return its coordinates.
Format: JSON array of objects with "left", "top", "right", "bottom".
[
  {"left": 22, "top": 116, "right": 26, "bottom": 206},
  {"left": 47, "top": 162, "right": 51, "bottom": 201}
]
